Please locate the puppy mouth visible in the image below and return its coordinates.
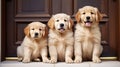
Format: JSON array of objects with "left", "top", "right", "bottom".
[
  {"left": 84, "top": 21, "right": 92, "bottom": 27},
  {"left": 34, "top": 36, "right": 39, "bottom": 39},
  {"left": 58, "top": 28, "right": 65, "bottom": 32},
  {"left": 34, "top": 36, "right": 38, "bottom": 38}
]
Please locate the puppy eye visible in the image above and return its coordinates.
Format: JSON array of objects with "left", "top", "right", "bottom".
[
  {"left": 32, "top": 28, "right": 34, "bottom": 30},
  {"left": 56, "top": 20, "right": 59, "bottom": 22},
  {"left": 64, "top": 19, "right": 67, "bottom": 22},
  {"left": 83, "top": 12, "right": 85, "bottom": 14},
  {"left": 91, "top": 12, "right": 94, "bottom": 14},
  {"left": 39, "top": 29, "right": 41, "bottom": 31}
]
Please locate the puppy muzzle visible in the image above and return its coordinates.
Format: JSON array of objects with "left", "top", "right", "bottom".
[{"left": 84, "top": 16, "right": 92, "bottom": 27}]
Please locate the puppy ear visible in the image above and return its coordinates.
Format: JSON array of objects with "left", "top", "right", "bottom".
[
  {"left": 69, "top": 19, "right": 74, "bottom": 29},
  {"left": 47, "top": 17, "right": 54, "bottom": 29},
  {"left": 75, "top": 10, "right": 81, "bottom": 23},
  {"left": 42, "top": 26, "right": 48, "bottom": 38},
  {"left": 97, "top": 11, "right": 103, "bottom": 21},
  {"left": 24, "top": 25, "right": 30, "bottom": 37},
  {"left": 95, "top": 8, "right": 103, "bottom": 22}
]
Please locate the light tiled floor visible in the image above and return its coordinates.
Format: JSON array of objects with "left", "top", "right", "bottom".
[{"left": 0, "top": 61, "right": 120, "bottom": 67}]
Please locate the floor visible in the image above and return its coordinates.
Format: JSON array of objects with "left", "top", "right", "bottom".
[{"left": 0, "top": 61, "right": 120, "bottom": 67}]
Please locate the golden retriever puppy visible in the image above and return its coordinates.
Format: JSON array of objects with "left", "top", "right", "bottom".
[
  {"left": 17, "top": 22, "right": 49, "bottom": 63},
  {"left": 48, "top": 13, "right": 74, "bottom": 63},
  {"left": 74, "top": 6, "right": 103, "bottom": 63}
]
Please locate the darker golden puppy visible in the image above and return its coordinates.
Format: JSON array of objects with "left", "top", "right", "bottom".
[{"left": 74, "top": 6, "right": 103, "bottom": 63}]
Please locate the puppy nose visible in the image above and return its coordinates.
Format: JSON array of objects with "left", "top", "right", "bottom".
[
  {"left": 60, "top": 23, "right": 64, "bottom": 27},
  {"left": 86, "top": 16, "right": 90, "bottom": 20},
  {"left": 35, "top": 33, "right": 38, "bottom": 36}
]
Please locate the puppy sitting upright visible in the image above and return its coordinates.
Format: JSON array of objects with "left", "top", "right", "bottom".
[
  {"left": 74, "top": 6, "right": 103, "bottom": 63},
  {"left": 48, "top": 13, "right": 74, "bottom": 63},
  {"left": 17, "top": 22, "right": 49, "bottom": 63}
]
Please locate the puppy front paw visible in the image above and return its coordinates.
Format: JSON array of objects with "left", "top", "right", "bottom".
[
  {"left": 74, "top": 57, "right": 82, "bottom": 63},
  {"left": 65, "top": 57, "right": 73, "bottom": 63},
  {"left": 22, "top": 58, "right": 30, "bottom": 63},
  {"left": 92, "top": 57, "right": 101, "bottom": 63},
  {"left": 34, "top": 58, "right": 41, "bottom": 62},
  {"left": 49, "top": 58, "right": 57, "bottom": 63},
  {"left": 18, "top": 57, "right": 22, "bottom": 62},
  {"left": 42, "top": 58, "right": 50, "bottom": 63}
]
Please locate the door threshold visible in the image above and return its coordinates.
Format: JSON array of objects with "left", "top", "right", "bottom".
[{"left": 5, "top": 57, "right": 117, "bottom": 61}]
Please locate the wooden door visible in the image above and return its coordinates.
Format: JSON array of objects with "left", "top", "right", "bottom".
[{"left": 2, "top": 0, "right": 119, "bottom": 60}]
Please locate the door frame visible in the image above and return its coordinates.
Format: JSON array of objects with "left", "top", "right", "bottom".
[
  {"left": 1, "top": 0, "right": 6, "bottom": 61},
  {"left": 118, "top": 0, "right": 120, "bottom": 61},
  {"left": 1, "top": 0, "right": 120, "bottom": 61}
]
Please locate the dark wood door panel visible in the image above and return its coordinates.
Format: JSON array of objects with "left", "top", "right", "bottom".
[
  {"left": 15, "top": 0, "right": 51, "bottom": 17},
  {"left": 61, "top": 0, "right": 73, "bottom": 15},
  {"left": 16, "top": 22, "right": 28, "bottom": 43},
  {"left": 76, "top": 0, "right": 101, "bottom": 8},
  {"left": 52, "top": 0, "right": 73, "bottom": 15},
  {"left": 52, "top": 0, "right": 61, "bottom": 14}
]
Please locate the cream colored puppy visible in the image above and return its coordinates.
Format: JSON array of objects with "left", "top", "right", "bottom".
[
  {"left": 74, "top": 6, "right": 103, "bottom": 63},
  {"left": 17, "top": 22, "right": 49, "bottom": 63},
  {"left": 48, "top": 13, "right": 74, "bottom": 63}
]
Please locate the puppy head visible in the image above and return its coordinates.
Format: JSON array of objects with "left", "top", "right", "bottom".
[
  {"left": 24, "top": 22, "right": 47, "bottom": 39},
  {"left": 48, "top": 13, "right": 73, "bottom": 33},
  {"left": 75, "top": 6, "right": 103, "bottom": 27}
]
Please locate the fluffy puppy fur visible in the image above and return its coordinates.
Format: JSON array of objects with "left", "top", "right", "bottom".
[
  {"left": 48, "top": 13, "right": 74, "bottom": 63},
  {"left": 17, "top": 22, "right": 49, "bottom": 63},
  {"left": 74, "top": 6, "right": 103, "bottom": 63}
]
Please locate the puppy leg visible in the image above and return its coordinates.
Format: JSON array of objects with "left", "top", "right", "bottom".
[
  {"left": 22, "top": 47, "right": 32, "bottom": 63},
  {"left": 92, "top": 44, "right": 103, "bottom": 63},
  {"left": 41, "top": 47, "right": 49, "bottom": 63},
  {"left": 65, "top": 45, "right": 73, "bottom": 63},
  {"left": 74, "top": 41, "right": 82, "bottom": 63},
  {"left": 49, "top": 45, "right": 57, "bottom": 63},
  {"left": 17, "top": 46, "right": 23, "bottom": 61}
]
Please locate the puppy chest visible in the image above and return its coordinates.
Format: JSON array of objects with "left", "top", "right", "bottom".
[
  {"left": 31, "top": 44, "right": 41, "bottom": 58},
  {"left": 57, "top": 44, "right": 65, "bottom": 61},
  {"left": 32, "top": 48, "right": 40, "bottom": 58},
  {"left": 81, "top": 35, "right": 94, "bottom": 59},
  {"left": 82, "top": 40, "right": 93, "bottom": 57},
  {"left": 57, "top": 37, "right": 65, "bottom": 42},
  {"left": 56, "top": 36, "right": 71, "bottom": 44},
  {"left": 55, "top": 37, "right": 66, "bottom": 45},
  {"left": 79, "top": 33, "right": 96, "bottom": 42}
]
